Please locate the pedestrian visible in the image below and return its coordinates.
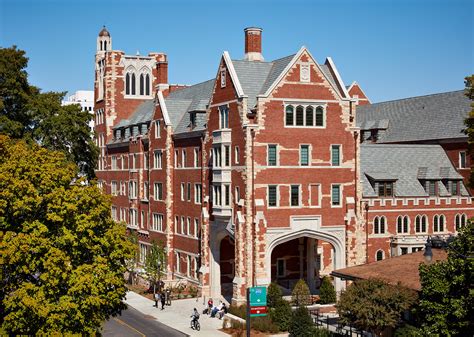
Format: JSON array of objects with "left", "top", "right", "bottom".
[
  {"left": 154, "top": 292, "right": 159, "bottom": 308},
  {"left": 166, "top": 288, "right": 171, "bottom": 306},
  {"left": 161, "top": 291, "right": 166, "bottom": 310}
]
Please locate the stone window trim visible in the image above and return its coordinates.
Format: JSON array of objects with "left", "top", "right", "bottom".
[
  {"left": 415, "top": 214, "right": 428, "bottom": 233},
  {"left": 396, "top": 215, "right": 410, "bottom": 234},
  {"left": 124, "top": 66, "right": 153, "bottom": 98},
  {"left": 284, "top": 103, "right": 327, "bottom": 128},
  {"left": 267, "top": 144, "right": 278, "bottom": 167},
  {"left": 373, "top": 216, "right": 387, "bottom": 235},
  {"left": 299, "top": 144, "right": 311, "bottom": 166},
  {"left": 290, "top": 184, "right": 301, "bottom": 208},
  {"left": 459, "top": 151, "right": 467, "bottom": 169},
  {"left": 331, "top": 144, "right": 342, "bottom": 167},
  {"left": 219, "top": 105, "right": 229, "bottom": 130},
  {"left": 433, "top": 214, "right": 446, "bottom": 233}
]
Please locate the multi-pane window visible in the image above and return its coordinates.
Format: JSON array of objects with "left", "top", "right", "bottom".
[
  {"left": 377, "top": 181, "right": 394, "bottom": 197},
  {"left": 444, "top": 180, "right": 459, "bottom": 196},
  {"left": 285, "top": 104, "right": 325, "bottom": 127},
  {"left": 455, "top": 213, "right": 467, "bottom": 231},
  {"left": 219, "top": 106, "right": 229, "bottom": 129},
  {"left": 154, "top": 150, "right": 162, "bottom": 169},
  {"left": 195, "top": 184, "right": 202, "bottom": 204},
  {"left": 415, "top": 215, "right": 428, "bottom": 233},
  {"left": 187, "top": 182, "right": 191, "bottom": 201},
  {"left": 154, "top": 182, "right": 163, "bottom": 201},
  {"left": 459, "top": 151, "right": 467, "bottom": 168},
  {"left": 424, "top": 180, "right": 437, "bottom": 196},
  {"left": 290, "top": 185, "right": 300, "bottom": 207},
  {"left": 268, "top": 185, "right": 278, "bottom": 207},
  {"left": 129, "top": 209, "right": 138, "bottom": 227},
  {"left": 111, "top": 181, "right": 118, "bottom": 196},
  {"left": 268, "top": 145, "right": 277, "bottom": 166},
  {"left": 373, "top": 216, "right": 386, "bottom": 234},
  {"left": 397, "top": 215, "right": 409, "bottom": 234},
  {"left": 300, "top": 145, "right": 309, "bottom": 166},
  {"left": 331, "top": 145, "right": 341, "bottom": 166},
  {"left": 331, "top": 184, "right": 341, "bottom": 206},
  {"left": 129, "top": 181, "right": 138, "bottom": 199},
  {"left": 433, "top": 215, "right": 445, "bottom": 233},
  {"left": 152, "top": 213, "right": 163, "bottom": 232}
]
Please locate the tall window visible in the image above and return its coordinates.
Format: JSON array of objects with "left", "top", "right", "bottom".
[
  {"left": 181, "top": 183, "right": 185, "bottom": 201},
  {"left": 300, "top": 145, "right": 309, "bottom": 166},
  {"left": 268, "top": 185, "right": 277, "bottom": 207},
  {"left": 305, "top": 106, "right": 314, "bottom": 126},
  {"left": 415, "top": 215, "right": 427, "bottom": 233},
  {"left": 374, "top": 216, "right": 386, "bottom": 234},
  {"left": 331, "top": 145, "right": 341, "bottom": 166},
  {"left": 182, "top": 149, "right": 187, "bottom": 168},
  {"left": 397, "top": 215, "right": 409, "bottom": 234},
  {"left": 315, "top": 106, "right": 324, "bottom": 126},
  {"left": 213, "top": 185, "right": 221, "bottom": 206},
  {"left": 152, "top": 213, "right": 163, "bottom": 232},
  {"left": 194, "top": 218, "right": 199, "bottom": 238},
  {"left": 155, "top": 120, "right": 161, "bottom": 138},
  {"left": 268, "top": 145, "right": 277, "bottom": 166},
  {"left": 296, "top": 106, "right": 304, "bottom": 126},
  {"left": 455, "top": 213, "right": 466, "bottom": 231},
  {"left": 459, "top": 151, "right": 467, "bottom": 168},
  {"left": 194, "top": 148, "right": 199, "bottom": 167},
  {"left": 154, "top": 182, "right": 163, "bottom": 201},
  {"left": 195, "top": 184, "right": 202, "bottom": 204},
  {"left": 187, "top": 182, "right": 191, "bottom": 201},
  {"left": 145, "top": 74, "right": 150, "bottom": 95},
  {"left": 126, "top": 73, "right": 130, "bottom": 95},
  {"left": 131, "top": 73, "right": 136, "bottom": 95},
  {"left": 290, "top": 185, "right": 300, "bottom": 207},
  {"left": 154, "top": 150, "right": 162, "bottom": 169},
  {"left": 224, "top": 184, "right": 231, "bottom": 206},
  {"left": 139, "top": 74, "right": 144, "bottom": 95},
  {"left": 285, "top": 106, "right": 294, "bottom": 126},
  {"left": 224, "top": 145, "right": 230, "bottom": 167},
  {"left": 143, "top": 181, "right": 149, "bottom": 200},
  {"left": 213, "top": 147, "right": 222, "bottom": 167},
  {"left": 235, "top": 146, "right": 240, "bottom": 164},
  {"left": 433, "top": 215, "right": 445, "bottom": 233},
  {"left": 331, "top": 184, "right": 341, "bottom": 206},
  {"left": 219, "top": 106, "right": 229, "bottom": 129}
]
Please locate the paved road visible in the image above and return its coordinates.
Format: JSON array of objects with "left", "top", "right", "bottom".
[{"left": 102, "top": 306, "right": 188, "bottom": 337}]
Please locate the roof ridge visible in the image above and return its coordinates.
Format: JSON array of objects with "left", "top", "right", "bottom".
[
  {"left": 361, "top": 144, "right": 443, "bottom": 148},
  {"left": 368, "top": 90, "right": 464, "bottom": 106}
]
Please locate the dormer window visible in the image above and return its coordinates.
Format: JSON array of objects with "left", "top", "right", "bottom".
[
  {"left": 423, "top": 180, "right": 437, "bottom": 196},
  {"left": 377, "top": 181, "right": 394, "bottom": 197},
  {"left": 190, "top": 112, "right": 196, "bottom": 128},
  {"left": 443, "top": 180, "right": 460, "bottom": 196}
]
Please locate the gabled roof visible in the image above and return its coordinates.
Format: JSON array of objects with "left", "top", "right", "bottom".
[
  {"left": 361, "top": 144, "right": 467, "bottom": 197},
  {"left": 357, "top": 91, "right": 470, "bottom": 143}
]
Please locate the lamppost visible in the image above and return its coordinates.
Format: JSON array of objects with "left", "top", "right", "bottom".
[{"left": 423, "top": 237, "right": 433, "bottom": 263}]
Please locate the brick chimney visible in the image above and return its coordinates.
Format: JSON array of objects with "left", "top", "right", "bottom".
[{"left": 244, "top": 27, "right": 264, "bottom": 61}]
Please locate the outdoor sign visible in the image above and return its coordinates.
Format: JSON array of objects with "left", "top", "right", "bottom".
[{"left": 249, "top": 286, "right": 267, "bottom": 317}]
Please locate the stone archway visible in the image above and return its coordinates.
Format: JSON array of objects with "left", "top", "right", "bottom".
[{"left": 262, "top": 219, "right": 346, "bottom": 293}]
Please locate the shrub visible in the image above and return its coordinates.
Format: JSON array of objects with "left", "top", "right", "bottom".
[
  {"left": 270, "top": 298, "right": 292, "bottom": 332},
  {"left": 188, "top": 285, "right": 198, "bottom": 297},
  {"left": 228, "top": 304, "right": 246, "bottom": 319},
  {"left": 289, "top": 306, "right": 314, "bottom": 337},
  {"left": 291, "top": 279, "right": 311, "bottom": 307},
  {"left": 319, "top": 276, "right": 337, "bottom": 304},
  {"left": 251, "top": 316, "right": 279, "bottom": 333},
  {"left": 267, "top": 282, "right": 282, "bottom": 308}
]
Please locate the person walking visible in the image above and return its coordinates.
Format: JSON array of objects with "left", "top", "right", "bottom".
[
  {"left": 154, "top": 292, "right": 159, "bottom": 308},
  {"left": 160, "top": 291, "right": 166, "bottom": 310}
]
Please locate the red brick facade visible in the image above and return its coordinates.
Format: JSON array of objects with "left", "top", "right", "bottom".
[{"left": 94, "top": 27, "right": 473, "bottom": 303}]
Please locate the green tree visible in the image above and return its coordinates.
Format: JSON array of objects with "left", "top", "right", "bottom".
[
  {"left": 319, "top": 276, "right": 337, "bottom": 304},
  {"left": 126, "top": 230, "right": 140, "bottom": 285},
  {"left": 418, "top": 221, "right": 474, "bottom": 336},
  {"left": 270, "top": 298, "right": 292, "bottom": 332},
  {"left": 289, "top": 306, "right": 314, "bottom": 337},
  {"left": 291, "top": 279, "right": 311, "bottom": 307},
  {"left": 464, "top": 75, "right": 474, "bottom": 187},
  {"left": 0, "top": 46, "right": 98, "bottom": 179},
  {"left": 0, "top": 136, "right": 134, "bottom": 334},
  {"left": 336, "top": 279, "right": 416, "bottom": 336},
  {"left": 267, "top": 282, "right": 282, "bottom": 308},
  {"left": 144, "top": 240, "right": 167, "bottom": 294}
]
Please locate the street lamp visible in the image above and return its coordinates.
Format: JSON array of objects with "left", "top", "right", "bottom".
[{"left": 423, "top": 237, "right": 433, "bottom": 263}]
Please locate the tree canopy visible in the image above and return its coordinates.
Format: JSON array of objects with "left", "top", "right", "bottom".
[
  {"left": 0, "top": 46, "right": 98, "bottom": 179},
  {"left": 336, "top": 278, "right": 417, "bottom": 336},
  {"left": 0, "top": 136, "right": 133, "bottom": 334},
  {"left": 418, "top": 221, "right": 474, "bottom": 336},
  {"left": 464, "top": 75, "right": 474, "bottom": 187},
  {"left": 144, "top": 240, "right": 167, "bottom": 293}
]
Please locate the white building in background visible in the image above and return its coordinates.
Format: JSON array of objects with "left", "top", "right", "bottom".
[{"left": 62, "top": 90, "right": 95, "bottom": 129}]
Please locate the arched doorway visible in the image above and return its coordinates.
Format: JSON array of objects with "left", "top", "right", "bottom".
[{"left": 265, "top": 227, "right": 345, "bottom": 294}]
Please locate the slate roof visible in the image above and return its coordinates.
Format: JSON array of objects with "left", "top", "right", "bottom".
[
  {"left": 357, "top": 91, "right": 470, "bottom": 143},
  {"left": 114, "top": 99, "right": 154, "bottom": 129},
  {"left": 361, "top": 144, "right": 467, "bottom": 197}
]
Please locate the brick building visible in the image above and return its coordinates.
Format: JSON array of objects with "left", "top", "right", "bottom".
[{"left": 94, "top": 27, "right": 473, "bottom": 303}]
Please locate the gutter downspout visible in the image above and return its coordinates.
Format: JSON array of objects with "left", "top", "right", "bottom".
[{"left": 251, "top": 128, "right": 256, "bottom": 287}]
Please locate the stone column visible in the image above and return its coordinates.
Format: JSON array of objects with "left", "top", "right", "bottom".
[{"left": 209, "top": 237, "right": 221, "bottom": 299}]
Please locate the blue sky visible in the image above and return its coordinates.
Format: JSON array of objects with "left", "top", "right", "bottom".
[{"left": 0, "top": 0, "right": 472, "bottom": 103}]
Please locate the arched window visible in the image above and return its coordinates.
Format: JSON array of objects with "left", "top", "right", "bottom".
[
  {"left": 376, "top": 250, "right": 384, "bottom": 261},
  {"left": 315, "top": 106, "right": 324, "bottom": 126},
  {"left": 305, "top": 106, "right": 314, "bottom": 126},
  {"left": 439, "top": 215, "right": 445, "bottom": 232},
  {"left": 461, "top": 214, "right": 467, "bottom": 227},
  {"left": 415, "top": 215, "right": 421, "bottom": 233},
  {"left": 125, "top": 73, "right": 130, "bottom": 95},
  {"left": 421, "top": 215, "right": 427, "bottom": 233},
  {"left": 104, "top": 40, "right": 107, "bottom": 50},
  {"left": 374, "top": 216, "right": 380, "bottom": 234},
  {"left": 457, "top": 213, "right": 467, "bottom": 231},
  {"left": 146, "top": 74, "right": 150, "bottom": 95},
  {"left": 131, "top": 73, "right": 136, "bottom": 95},
  {"left": 433, "top": 215, "right": 439, "bottom": 232},
  {"left": 403, "top": 216, "right": 409, "bottom": 233},
  {"left": 397, "top": 216, "right": 403, "bottom": 233},
  {"left": 100, "top": 41, "right": 103, "bottom": 50},
  {"left": 296, "top": 106, "right": 304, "bottom": 126},
  {"left": 374, "top": 216, "right": 385, "bottom": 234},
  {"left": 139, "top": 74, "right": 144, "bottom": 95},
  {"left": 380, "top": 216, "right": 386, "bottom": 234},
  {"left": 285, "top": 106, "right": 294, "bottom": 126}
]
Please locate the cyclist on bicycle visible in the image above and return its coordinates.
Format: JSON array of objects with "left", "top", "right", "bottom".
[{"left": 191, "top": 308, "right": 200, "bottom": 329}]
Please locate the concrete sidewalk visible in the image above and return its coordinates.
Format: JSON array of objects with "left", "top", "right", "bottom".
[{"left": 124, "top": 291, "right": 229, "bottom": 336}]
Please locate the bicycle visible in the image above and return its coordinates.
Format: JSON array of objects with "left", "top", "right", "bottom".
[{"left": 190, "top": 317, "right": 200, "bottom": 331}]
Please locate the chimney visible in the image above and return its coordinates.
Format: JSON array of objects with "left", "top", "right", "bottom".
[
  {"left": 156, "top": 61, "right": 168, "bottom": 85},
  {"left": 244, "top": 27, "right": 264, "bottom": 61}
]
